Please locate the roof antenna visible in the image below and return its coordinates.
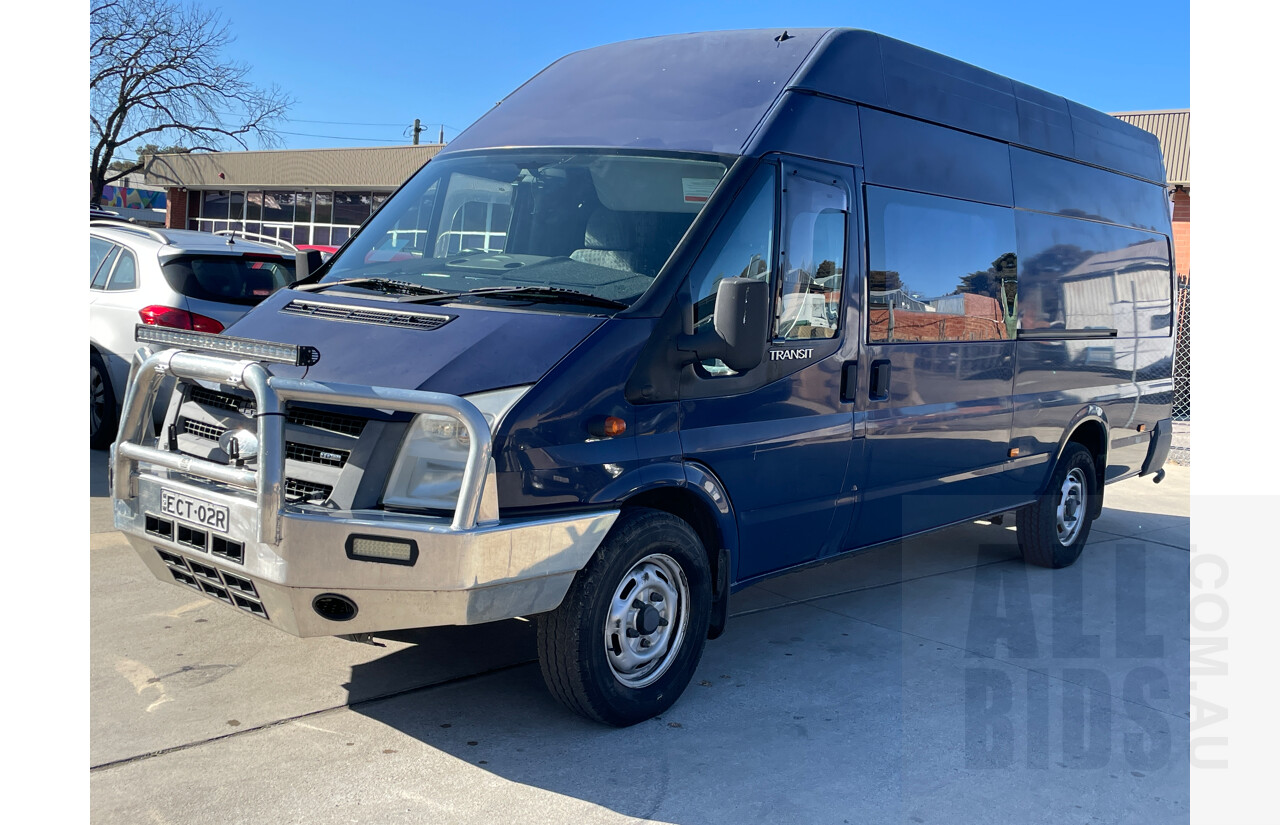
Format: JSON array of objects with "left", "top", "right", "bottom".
[{"left": 775, "top": 30, "right": 794, "bottom": 44}]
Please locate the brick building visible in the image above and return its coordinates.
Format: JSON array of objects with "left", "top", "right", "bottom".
[
  {"left": 1111, "top": 109, "right": 1190, "bottom": 280},
  {"left": 142, "top": 144, "right": 444, "bottom": 249}
]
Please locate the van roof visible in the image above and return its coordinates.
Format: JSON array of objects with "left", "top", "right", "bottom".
[{"left": 441, "top": 28, "right": 1165, "bottom": 185}]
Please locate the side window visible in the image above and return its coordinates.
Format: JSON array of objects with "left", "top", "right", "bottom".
[
  {"left": 777, "top": 169, "right": 846, "bottom": 340},
  {"left": 92, "top": 246, "right": 119, "bottom": 290},
  {"left": 90, "top": 237, "right": 112, "bottom": 283},
  {"left": 105, "top": 249, "right": 137, "bottom": 291},
  {"left": 866, "top": 187, "right": 1017, "bottom": 343},
  {"left": 686, "top": 163, "right": 776, "bottom": 375}
]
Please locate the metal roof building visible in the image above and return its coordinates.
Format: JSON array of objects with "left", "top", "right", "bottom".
[
  {"left": 142, "top": 144, "right": 443, "bottom": 247},
  {"left": 1111, "top": 109, "right": 1190, "bottom": 188}
]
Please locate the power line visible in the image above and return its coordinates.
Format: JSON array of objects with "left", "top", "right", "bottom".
[{"left": 275, "top": 130, "right": 407, "bottom": 143}]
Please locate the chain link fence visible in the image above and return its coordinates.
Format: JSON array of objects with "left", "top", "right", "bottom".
[{"left": 1170, "top": 280, "right": 1191, "bottom": 465}]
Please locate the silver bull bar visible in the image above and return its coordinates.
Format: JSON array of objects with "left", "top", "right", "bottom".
[
  {"left": 113, "top": 346, "right": 497, "bottom": 541},
  {"left": 111, "top": 345, "right": 619, "bottom": 637}
]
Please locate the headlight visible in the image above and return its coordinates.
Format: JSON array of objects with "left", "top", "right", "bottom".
[{"left": 382, "top": 385, "right": 531, "bottom": 511}]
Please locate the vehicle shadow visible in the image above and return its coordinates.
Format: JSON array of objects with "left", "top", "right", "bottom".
[{"left": 91, "top": 448, "right": 110, "bottom": 497}]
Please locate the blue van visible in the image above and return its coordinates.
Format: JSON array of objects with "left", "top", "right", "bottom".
[{"left": 111, "top": 29, "right": 1176, "bottom": 726}]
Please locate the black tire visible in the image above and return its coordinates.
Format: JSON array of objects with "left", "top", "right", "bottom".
[
  {"left": 1016, "top": 443, "right": 1097, "bottom": 568},
  {"left": 536, "top": 507, "right": 712, "bottom": 727},
  {"left": 90, "top": 351, "right": 119, "bottom": 450}
]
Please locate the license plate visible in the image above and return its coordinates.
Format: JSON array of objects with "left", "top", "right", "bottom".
[{"left": 160, "top": 489, "right": 229, "bottom": 533}]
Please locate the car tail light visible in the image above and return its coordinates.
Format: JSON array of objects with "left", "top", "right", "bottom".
[{"left": 138, "top": 305, "right": 225, "bottom": 333}]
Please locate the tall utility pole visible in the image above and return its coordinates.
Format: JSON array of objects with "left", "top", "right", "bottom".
[
  {"left": 439, "top": 124, "right": 445, "bottom": 144},
  {"left": 412, "top": 118, "right": 422, "bottom": 145}
]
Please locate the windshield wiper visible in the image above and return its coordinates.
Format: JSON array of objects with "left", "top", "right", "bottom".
[
  {"left": 462, "top": 286, "right": 628, "bottom": 310},
  {"left": 294, "top": 278, "right": 454, "bottom": 298}
]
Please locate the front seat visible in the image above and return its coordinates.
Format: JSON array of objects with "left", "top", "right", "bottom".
[{"left": 570, "top": 209, "right": 639, "bottom": 273}]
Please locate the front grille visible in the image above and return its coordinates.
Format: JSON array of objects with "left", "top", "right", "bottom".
[
  {"left": 154, "top": 548, "right": 268, "bottom": 619},
  {"left": 182, "top": 419, "right": 349, "bottom": 468},
  {"left": 186, "top": 386, "right": 367, "bottom": 437},
  {"left": 286, "top": 407, "right": 366, "bottom": 437},
  {"left": 285, "top": 478, "right": 333, "bottom": 503},
  {"left": 188, "top": 385, "right": 255, "bottom": 415},
  {"left": 285, "top": 441, "right": 349, "bottom": 467},
  {"left": 281, "top": 299, "right": 454, "bottom": 332},
  {"left": 183, "top": 419, "right": 226, "bottom": 442}
]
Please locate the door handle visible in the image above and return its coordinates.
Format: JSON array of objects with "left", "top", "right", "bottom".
[
  {"left": 869, "top": 359, "right": 891, "bottom": 401},
  {"left": 840, "top": 361, "right": 858, "bottom": 403}
]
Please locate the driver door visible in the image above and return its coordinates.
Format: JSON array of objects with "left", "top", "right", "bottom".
[{"left": 678, "top": 157, "right": 858, "bottom": 581}]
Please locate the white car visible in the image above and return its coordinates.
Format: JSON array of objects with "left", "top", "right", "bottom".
[{"left": 89, "top": 222, "right": 299, "bottom": 448}]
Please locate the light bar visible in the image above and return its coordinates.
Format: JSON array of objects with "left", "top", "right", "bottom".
[
  {"left": 135, "top": 324, "right": 320, "bottom": 366},
  {"left": 346, "top": 535, "right": 417, "bottom": 566}
]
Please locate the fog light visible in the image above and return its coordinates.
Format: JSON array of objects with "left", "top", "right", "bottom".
[
  {"left": 312, "top": 594, "right": 358, "bottom": 622},
  {"left": 346, "top": 535, "right": 417, "bottom": 565}
]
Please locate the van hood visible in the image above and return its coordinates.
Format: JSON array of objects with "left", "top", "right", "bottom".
[{"left": 222, "top": 288, "right": 605, "bottom": 397}]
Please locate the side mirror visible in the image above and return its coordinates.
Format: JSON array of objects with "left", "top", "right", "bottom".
[
  {"left": 679, "top": 277, "right": 769, "bottom": 373},
  {"left": 293, "top": 249, "right": 324, "bottom": 284}
]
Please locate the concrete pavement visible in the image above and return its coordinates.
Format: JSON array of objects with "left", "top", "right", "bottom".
[{"left": 90, "top": 450, "right": 1190, "bottom": 824}]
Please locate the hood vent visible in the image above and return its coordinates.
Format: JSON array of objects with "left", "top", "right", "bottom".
[{"left": 280, "top": 299, "right": 454, "bottom": 331}]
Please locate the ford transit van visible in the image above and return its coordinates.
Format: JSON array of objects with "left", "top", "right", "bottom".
[{"left": 111, "top": 29, "right": 1176, "bottom": 726}]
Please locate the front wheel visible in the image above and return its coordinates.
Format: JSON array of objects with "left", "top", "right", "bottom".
[
  {"left": 1016, "top": 443, "right": 1097, "bottom": 568},
  {"left": 536, "top": 508, "right": 712, "bottom": 726}
]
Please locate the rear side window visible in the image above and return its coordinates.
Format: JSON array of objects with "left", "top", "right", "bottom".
[
  {"left": 866, "top": 187, "right": 1017, "bottom": 343},
  {"left": 161, "top": 255, "right": 296, "bottom": 306},
  {"left": 92, "top": 247, "right": 119, "bottom": 290},
  {"left": 90, "top": 237, "right": 113, "bottom": 283}
]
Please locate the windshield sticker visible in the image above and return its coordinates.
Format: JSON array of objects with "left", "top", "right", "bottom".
[
  {"left": 770, "top": 348, "right": 814, "bottom": 362},
  {"left": 682, "top": 178, "right": 718, "bottom": 203}
]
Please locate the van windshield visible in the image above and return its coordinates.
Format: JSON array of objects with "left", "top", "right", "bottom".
[{"left": 320, "top": 150, "right": 731, "bottom": 309}]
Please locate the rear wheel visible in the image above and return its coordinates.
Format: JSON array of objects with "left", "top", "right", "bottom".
[
  {"left": 1016, "top": 443, "right": 1097, "bottom": 568},
  {"left": 90, "top": 351, "right": 118, "bottom": 450},
  {"left": 536, "top": 508, "right": 712, "bottom": 727}
]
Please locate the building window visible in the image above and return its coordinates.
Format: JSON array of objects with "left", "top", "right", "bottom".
[
  {"left": 334, "top": 192, "right": 372, "bottom": 225},
  {"left": 314, "top": 192, "right": 333, "bottom": 225}
]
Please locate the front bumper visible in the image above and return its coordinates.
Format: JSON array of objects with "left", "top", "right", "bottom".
[{"left": 112, "top": 343, "right": 616, "bottom": 637}]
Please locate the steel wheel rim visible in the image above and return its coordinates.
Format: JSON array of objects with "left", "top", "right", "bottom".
[
  {"left": 604, "top": 553, "right": 690, "bottom": 688},
  {"left": 91, "top": 363, "right": 105, "bottom": 434},
  {"left": 1056, "top": 468, "right": 1087, "bottom": 546}
]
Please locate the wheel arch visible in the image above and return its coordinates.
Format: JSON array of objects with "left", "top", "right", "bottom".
[
  {"left": 1057, "top": 408, "right": 1108, "bottom": 519},
  {"left": 593, "top": 461, "right": 738, "bottom": 640}
]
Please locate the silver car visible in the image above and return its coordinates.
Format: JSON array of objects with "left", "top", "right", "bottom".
[{"left": 89, "top": 222, "right": 298, "bottom": 447}]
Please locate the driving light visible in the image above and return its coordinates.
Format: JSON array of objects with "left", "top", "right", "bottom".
[
  {"left": 135, "top": 324, "right": 321, "bottom": 366},
  {"left": 347, "top": 535, "right": 416, "bottom": 565}
]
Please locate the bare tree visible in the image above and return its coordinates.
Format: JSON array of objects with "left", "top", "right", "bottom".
[{"left": 89, "top": 0, "right": 292, "bottom": 205}]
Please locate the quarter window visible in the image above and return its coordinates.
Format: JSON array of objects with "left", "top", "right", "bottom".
[
  {"left": 105, "top": 249, "right": 137, "bottom": 291},
  {"left": 866, "top": 187, "right": 1018, "bottom": 343}
]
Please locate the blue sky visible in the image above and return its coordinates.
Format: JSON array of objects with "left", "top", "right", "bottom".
[{"left": 201, "top": 0, "right": 1189, "bottom": 151}]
